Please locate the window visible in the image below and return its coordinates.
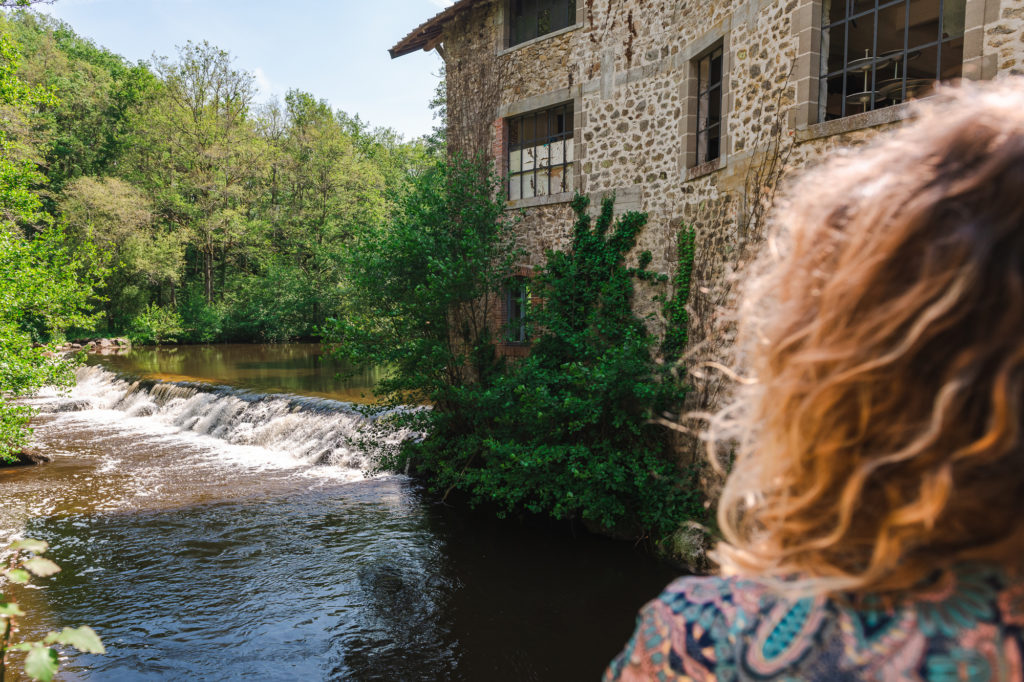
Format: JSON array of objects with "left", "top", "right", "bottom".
[
  {"left": 695, "top": 45, "right": 724, "bottom": 166},
  {"left": 508, "top": 103, "right": 574, "bottom": 201},
  {"left": 510, "top": 0, "right": 577, "bottom": 47},
  {"left": 504, "top": 278, "right": 529, "bottom": 343},
  {"left": 821, "top": 0, "right": 966, "bottom": 120}
]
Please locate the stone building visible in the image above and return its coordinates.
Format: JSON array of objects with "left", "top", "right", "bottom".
[{"left": 390, "top": 0, "right": 1024, "bottom": 391}]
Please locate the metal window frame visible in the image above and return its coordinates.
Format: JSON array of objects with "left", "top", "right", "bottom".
[
  {"left": 695, "top": 45, "right": 724, "bottom": 166},
  {"left": 820, "top": 0, "right": 965, "bottom": 120},
  {"left": 509, "top": 0, "right": 577, "bottom": 47},
  {"left": 507, "top": 103, "right": 574, "bottom": 201}
]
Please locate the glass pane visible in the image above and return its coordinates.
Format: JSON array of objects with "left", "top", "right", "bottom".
[
  {"left": 708, "top": 86, "right": 722, "bottom": 125},
  {"left": 523, "top": 114, "right": 536, "bottom": 144},
  {"left": 523, "top": 173, "right": 535, "bottom": 199},
  {"left": 940, "top": 36, "right": 964, "bottom": 79},
  {"left": 907, "top": 0, "right": 940, "bottom": 49},
  {"left": 538, "top": 6, "right": 551, "bottom": 34},
  {"left": 822, "top": 22, "right": 846, "bottom": 75},
  {"left": 846, "top": 15, "right": 875, "bottom": 67},
  {"left": 826, "top": 0, "right": 848, "bottom": 26},
  {"left": 510, "top": 176, "right": 522, "bottom": 200},
  {"left": 564, "top": 166, "right": 574, "bottom": 193},
  {"left": 509, "top": 149, "right": 522, "bottom": 173},
  {"left": 904, "top": 42, "right": 938, "bottom": 97},
  {"left": 565, "top": 140, "right": 574, "bottom": 163},
  {"left": 535, "top": 143, "right": 550, "bottom": 169},
  {"left": 550, "top": 166, "right": 565, "bottom": 193},
  {"left": 876, "top": 3, "right": 907, "bottom": 57},
  {"left": 698, "top": 89, "right": 710, "bottom": 130},
  {"left": 942, "top": 0, "right": 966, "bottom": 39},
  {"left": 535, "top": 170, "right": 549, "bottom": 196},
  {"left": 851, "top": 0, "right": 875, "bottom": 17},
  {"left": 710, "top": 51, "right": 723, "bottom": 86},
  {"left": 698, "top": 55, "right": 710, "bottom": 91},
  {"left": 696, "top": 130, "right": 708, "bottom": 165},
  {"left": 523, "top": 146, "right": 536, "bottom": 171},
  {"left": 707, "top": 127, "right": 721, "bottom": 162},
  {"left": 824, "top": 74, "right": 846, "bottom": 119},
  {"left": 550, "top": 141, "right": 564, "bottom": 166},
  {"left": 550, "top": 108, "right": 566, "bottom": 135}
]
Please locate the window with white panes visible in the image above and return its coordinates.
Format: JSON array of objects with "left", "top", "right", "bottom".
[{"left": 507, "top": 103, "right": 574, "bottom": 201}]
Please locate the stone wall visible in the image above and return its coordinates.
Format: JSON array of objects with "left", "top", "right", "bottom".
[{"left": 436, "top": 0, "right": 1023, "bottom": 440}]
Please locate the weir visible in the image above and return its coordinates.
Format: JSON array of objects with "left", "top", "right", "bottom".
[{"left": 38, "top": 365, "right": 405, "bottom": 469}]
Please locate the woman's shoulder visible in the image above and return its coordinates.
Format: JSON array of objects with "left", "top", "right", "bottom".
[
  {"left": 604, "top": 574, "right": 776, "bottom": 681},
  {"left": 605, "top": 566, "right": 1024, "bottom": 681}
]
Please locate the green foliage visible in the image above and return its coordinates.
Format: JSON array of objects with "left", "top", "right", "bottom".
[
  {"left": 128, "top": 303, "right": 182, "bottom": 346},
  {"left": 662, "top": 225, "right": 696, "bottom": 361},
  {"left": 360, "top": 194, "right": 700, "bottom": 543},
  {"left": 327, "top": 153, "right": 519, "bottom": 407},
  {"left": 0, "top": 25, "right": 105, "bottom": 462},
  {"left": 1, "top": 13, "right": 434, "bottom": 344},
  {"left": 1, "top": 538, "right": 105, "bottom": 682}
]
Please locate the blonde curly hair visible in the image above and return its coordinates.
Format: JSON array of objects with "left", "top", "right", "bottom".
[{"left": 712, "top": 80, "right": 1024, "bottom": 595}]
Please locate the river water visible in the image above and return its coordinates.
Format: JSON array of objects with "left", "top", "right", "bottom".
[{"left": 1, "top": 344, "right": 678, "bottom": 681}]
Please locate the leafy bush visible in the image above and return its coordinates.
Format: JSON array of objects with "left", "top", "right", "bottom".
[
  {"left": 366, "top": 193, "right": 701, "bottom": 544},
  {"left": 128, "top": 303, "right": 182, "bottom": 346}
]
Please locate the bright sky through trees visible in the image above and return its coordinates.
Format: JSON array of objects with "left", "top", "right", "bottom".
[{"left": 35, "top": 0, "right": 452, "bottom": 140}]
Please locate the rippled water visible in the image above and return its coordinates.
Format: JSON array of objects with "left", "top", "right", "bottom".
[{"left": 2, "top": 346, "right": 679, "bottom": 681}]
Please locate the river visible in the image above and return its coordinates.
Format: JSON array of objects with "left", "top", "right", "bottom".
[{"left": 1, "top": 344, "right": 678, "bottom": 681}]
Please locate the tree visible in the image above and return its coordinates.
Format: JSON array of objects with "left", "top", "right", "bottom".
[
  {"left": 326, "top": 154, "right": 518, "bottom": 408},
  {"left": 140, "top": 40, "right": 258, "bottom": 304},
  {"left": 0, "top": 26, "right": 104, "bottom": 462},
  {"left": 61, "top": 176, "right": 183, "bottom": 330}
]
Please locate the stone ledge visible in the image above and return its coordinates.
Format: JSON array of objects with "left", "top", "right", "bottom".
[
  {"left": 795, "top": 101, "right": 913, "bottom": 142},
  {"left": 497, "top": 23, "right": 582, "bottom": 57},
  {"left": 506, "top": 192, "right": 574, "bottom": 210},
  {"left": 685, "top": 157, "right": 725, "bottom": 182}
]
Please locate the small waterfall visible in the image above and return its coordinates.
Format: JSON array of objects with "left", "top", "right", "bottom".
[{"left": 37, "top": 366, "right": 410, "bottom": 470}]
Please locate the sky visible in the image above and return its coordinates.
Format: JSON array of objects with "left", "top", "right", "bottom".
[{"left": 32, "top": 0, "right": 454, "bottom": 140}]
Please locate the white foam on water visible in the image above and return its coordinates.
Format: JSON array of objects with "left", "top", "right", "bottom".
[{"left": 28, "top": 366, "right": 413, "bottom": 481}]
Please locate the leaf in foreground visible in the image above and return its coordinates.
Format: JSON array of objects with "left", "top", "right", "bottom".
[
  {"left": 23, "top": 557, "right": 61, "bottom": 577},
  {"left": 23, "top": 645, "right": 59, "bottom": 682},
  {"left": 8, "top": 539, "right": 48, "bottom": 554},
  {"left": 44, "top": 626, "right": 105, "bottom": 654},
  {"left": 0, "top": 600, "right": 26, "bottom": 616},
  {"left": 6, "top": 568, "right": 31, "bottom": 583}
]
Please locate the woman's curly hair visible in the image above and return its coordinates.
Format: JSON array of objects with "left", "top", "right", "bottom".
[{"left": 712, "top": 80, "right": 1024, "bottom": 595}]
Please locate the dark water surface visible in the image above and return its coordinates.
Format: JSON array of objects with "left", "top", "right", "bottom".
[{"left": 3, "top": 345, "right": 678, "bottom": 681}]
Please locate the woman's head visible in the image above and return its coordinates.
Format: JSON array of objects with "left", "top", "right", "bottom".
[{"left": 713, "top": 80, "right": 1024, "bottom": 595}]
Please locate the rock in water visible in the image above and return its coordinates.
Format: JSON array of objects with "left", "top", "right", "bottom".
[{"left": 3, "top": 448, "right": 52, "bottom": 466}]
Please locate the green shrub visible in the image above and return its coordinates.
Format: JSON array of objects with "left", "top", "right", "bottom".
[
  {"left": 128, "top": 303, "right": 182, "bottom": 345},
  {"left": 391, "top": 195, "right": 702, "bottom": 544}
]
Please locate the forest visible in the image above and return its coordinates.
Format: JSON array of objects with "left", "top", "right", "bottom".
[{"left": 1, "top": 10, "right": 440, "bottom": 344}]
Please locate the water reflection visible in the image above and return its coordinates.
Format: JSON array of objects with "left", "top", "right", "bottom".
[{"left": 88, "top": 344, "right": 384, "bottom": 403}]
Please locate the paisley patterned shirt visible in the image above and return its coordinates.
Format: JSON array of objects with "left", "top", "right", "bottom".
[{"left": 605, "top": 565, "right": 1024, "bottom": 681}]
